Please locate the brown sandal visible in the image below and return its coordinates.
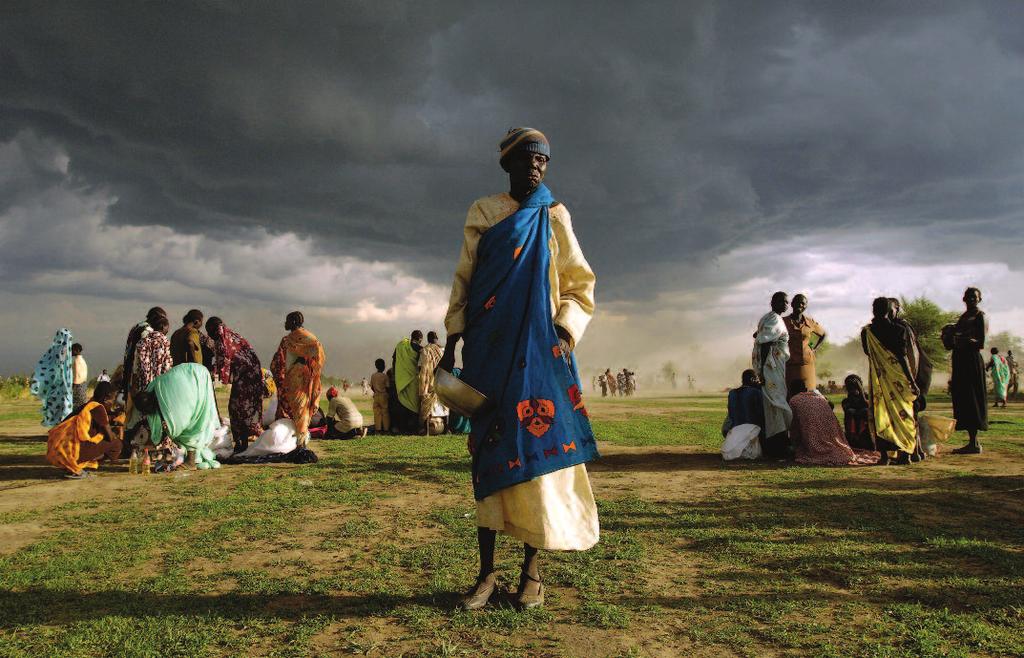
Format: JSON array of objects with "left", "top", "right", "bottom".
[
  {"left": 459, "top": 573, "right": 497, "bottom": 611},
  {"left": 516, "top": 572, "right": 544, "bottom": 609}
]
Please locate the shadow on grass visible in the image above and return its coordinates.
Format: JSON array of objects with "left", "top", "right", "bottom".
[
  {"left": 0, "top": 434, "right": 47, "bottom": 444},
  {"left": 322, "top": 455, "right": 470, "bottom": 486},
  {"left": 0, "top": 454, "right": 61, "bottom": 482},
  {"left": 0, "top": 589, "right": 456, "bottom": 628},
  {"left": 765, "top": 473, "right": 1024, "bottom": 495},
  {"left": 597, "top": 475, "right": 1024, "bottom": 613},
  {"left": 589, "top": 450, "right": 789, "bottom": 473}
]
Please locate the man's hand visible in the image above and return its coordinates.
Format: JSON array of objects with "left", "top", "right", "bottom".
[
  {"left": 555, "top": 326, "right": 573, "bottom": 360},
  {"left": 439, "top": 334, "right": 461, "bottom": 372},
  {"left": 439, "top": 348, "right": 456, "bottom": 373}
]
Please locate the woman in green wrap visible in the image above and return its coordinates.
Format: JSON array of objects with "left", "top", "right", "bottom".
[{"left": 134, "top": 363, "right": 221, "bottom": 469}]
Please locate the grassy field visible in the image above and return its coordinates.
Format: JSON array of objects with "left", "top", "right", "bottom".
[{"left": 0, "top": 392, "right": 1022, "bottom": 657}]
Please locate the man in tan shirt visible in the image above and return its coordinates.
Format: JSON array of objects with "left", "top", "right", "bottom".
[{"left": 324, "top": 387, "right": 366, "bottom": 439}]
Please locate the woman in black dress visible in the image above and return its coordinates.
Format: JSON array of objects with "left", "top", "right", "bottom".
[{"left": 947, "top": 287, "right": 987, "bottom": 454}]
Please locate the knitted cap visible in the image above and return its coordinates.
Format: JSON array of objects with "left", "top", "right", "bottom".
[{"left": 499, "top": 127, "right": 550, "bottom": 167}]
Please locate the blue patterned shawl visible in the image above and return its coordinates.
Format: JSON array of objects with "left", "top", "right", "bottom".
[
  {"left": 461, "top": 184, "right": 598, "bottom": 500},
  {"left": 31, "top": 328, "right": 74, "bottom": 426}
]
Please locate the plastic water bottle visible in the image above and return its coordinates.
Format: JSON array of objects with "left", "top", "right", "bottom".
[
  {"left": 129, "top": 449, "right": 139, "bottom": 475},
  {"left": 141, "top": 452, "right": 151, "bottom": 476}
]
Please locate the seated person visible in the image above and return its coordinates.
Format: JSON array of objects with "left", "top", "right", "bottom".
[
  {"left": 789, "top": 380, "right": 875, "bottom": 466},
  {"left": 841, "top": 374, "right": 874, "bottom": 451},
  {"left": 133, "top": 363, "right": 221, "bottom": 470},
  {"left": 324, "top": 386, "right": 367, "bottom": 440},
  {"left": 46, "top": 381, "right": 122, "bottom": 479},
  {"left": 308, "top": 407, "right": 328, "bottom": 429},
  {"left": 723, "top": 369, "right": 765, "bottom": 436}
]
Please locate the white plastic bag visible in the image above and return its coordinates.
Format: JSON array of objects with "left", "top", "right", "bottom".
[
  {"left": 209, "top": 421, "right": 234, "bottom": 460},
  {"left": 721, "top": 423, "right": 762, "bottom": 461},
  {"left": 238, "top": 419, "right": 297, "bottom": 457},
  {"left": 919, "top": 412, "right": 955, "bottom": 456}
]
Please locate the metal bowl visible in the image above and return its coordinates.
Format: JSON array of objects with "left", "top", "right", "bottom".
[{"left": 435, "top": 368, "right": 489, "bottom": 418}]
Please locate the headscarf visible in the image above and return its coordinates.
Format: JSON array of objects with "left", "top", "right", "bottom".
[
  {"left": 262, "top": 368, "right": 276, "bottom": 397},
  {"left": 499, "top": 127, "right": 550, "bottom": 168},
  {"left": 213, "top": 323, "right": 253, "bottom": 384},
  {"left": 31, "top": 328, "right": 74, "bottom": 426},
  {"left": 326, "top": 386, "right": 339, "bottom": 399}
]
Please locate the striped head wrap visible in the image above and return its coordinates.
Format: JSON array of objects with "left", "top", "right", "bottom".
[{"left": 499, "top": 127, "right": 550, "bottom": 169}]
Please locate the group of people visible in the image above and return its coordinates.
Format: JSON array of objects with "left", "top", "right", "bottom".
[
  {"left": 34, "top": 308, "right": 333, "bottom": 476},
  {"left": 386, "top": 330, "right": 452, "bottom": 435},
  {"left": 27, "top": 127, "right": 598, "bottom": 610},
  {"left": 734, "top": 287, "right": 1001, "bottom": 466},
  {"left": 33, "top": 305, "right": 494, "bottom": 483},
  {"left": 595, "top": 368, "right": 636, "bottom": 397},
  {"left": 34, "top": 126, "right": 1013, "bottom": 615}
]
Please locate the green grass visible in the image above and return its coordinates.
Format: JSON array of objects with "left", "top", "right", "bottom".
[{"left": 0, "top": 393, "right": 1022, "bottom": 656}]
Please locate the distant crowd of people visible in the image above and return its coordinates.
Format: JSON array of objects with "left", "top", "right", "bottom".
[
  {"left": 727, "top": 287, "right": 1006, "bottom": 466},
  {"left": 594, "top": 368, "right": 636, "bottom": 397}
]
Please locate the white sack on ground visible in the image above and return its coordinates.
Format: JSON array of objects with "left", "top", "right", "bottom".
[
  {"left": 210, "top": 421, "right": 234, "bottom": 460},
  {"left": 722, "top": 423, "right": 762, "bottom": 461},
  {"left": 238, "top": 419, "right": 297, "bottom": 458}
]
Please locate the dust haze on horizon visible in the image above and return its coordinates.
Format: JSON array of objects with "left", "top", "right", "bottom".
[{"left": 2, "top": 3, "right": 1023, "bottom": 386}]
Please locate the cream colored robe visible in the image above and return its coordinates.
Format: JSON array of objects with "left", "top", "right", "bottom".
[
  {"left": 417, "top": 342, "right": 448, "bottom": 422},
  {"left": 445, "top": 192, "right": 599, "bottom": 551},
  {"left": 444, "top": 193, "right": 596, "bottom": 349}
]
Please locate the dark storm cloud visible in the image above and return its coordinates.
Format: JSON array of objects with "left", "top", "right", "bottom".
[{"left": 3, "top": 0, "right": 1024, "bottom": 300}]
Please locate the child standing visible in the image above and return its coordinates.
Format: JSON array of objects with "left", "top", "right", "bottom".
[
  {"left": 369, "top": 358, "right": 390, "bottom": 434},
  {"left": 71, "top": 343, "right": 89, "bottom": 408}
]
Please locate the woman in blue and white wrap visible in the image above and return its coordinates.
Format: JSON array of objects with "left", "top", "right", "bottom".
[
  {"left": 30, "top": 328, "right": 75, "bottom": 427},
  {"left": 441, "top": 128, "right": 599, "bottom": 610}
]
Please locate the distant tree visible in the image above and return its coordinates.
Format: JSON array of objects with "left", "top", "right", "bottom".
[
  {"left": 987, "top": 331, "right": 1024, "bottom": 355},
  {"left": 660, "top": 361, "right": 677, "bottom": 382},
  {"left": 816, "top": 337, "right": 867, "bottom": 379},
  {"left": 900, "top": 296, "right": 959, "bottom": 371}
]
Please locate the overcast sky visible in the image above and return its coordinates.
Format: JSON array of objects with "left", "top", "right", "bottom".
[{"left": 2, "top": 1, "right": 1023, "bottom": 385}]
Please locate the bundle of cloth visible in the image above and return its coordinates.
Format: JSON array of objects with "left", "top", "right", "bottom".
[
  {"left": 721, "top": 424, "right": 762, "bottom": 461},
  {"left": 220, "top": 419, "right": 318, "bottom": 464},
  {"left": 209, "top": 417, "right": 235, "bottom": 461},
  {"left": 239, "top": 419, "right": 298, "bottom": 457}
]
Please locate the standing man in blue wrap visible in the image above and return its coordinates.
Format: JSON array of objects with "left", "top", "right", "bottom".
[{"left": 440, "top": 127, "right": 599, "bottom": 610}]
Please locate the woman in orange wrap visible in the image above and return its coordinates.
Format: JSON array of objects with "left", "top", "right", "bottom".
[
  {"left": 46, "top": 382, "right": 122, "bottom": 479},
  {"left": 270, "top": 311, "right": 325, "bottom": 447}
]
